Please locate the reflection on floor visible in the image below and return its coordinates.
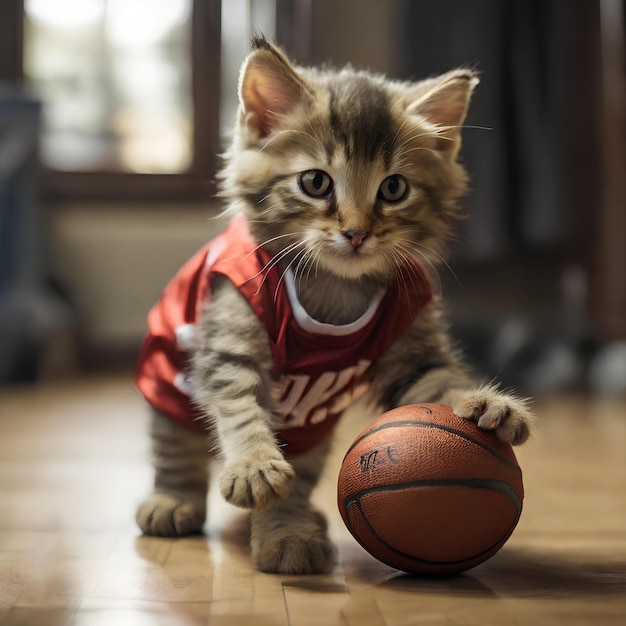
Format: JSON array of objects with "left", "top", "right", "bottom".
[{"left": 0, "top": 377, "right": 624, "bottom": 625}]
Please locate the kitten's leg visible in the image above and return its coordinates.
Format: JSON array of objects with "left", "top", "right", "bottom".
[
  {"left": 250, "top": 441, "right": 335, "bottom": 574},
  {"left": 192, "top": 279, "right": 327, "bottom": 573},
  {"left": 399, "top": 369, "right": 534, "bottom": 446},
  {"left": 375, "top": 306, "right": 535, "bottom": 446},
  {"left": 191, "top": 278, "right": 295, "bottom": 512},
  {"left": 136, "top": 408, "right": 210, "bottom": 536}
]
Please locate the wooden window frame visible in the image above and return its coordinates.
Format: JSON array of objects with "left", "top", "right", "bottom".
[{"left": 0, "top": 0, "right": 221, "bottom": 202}]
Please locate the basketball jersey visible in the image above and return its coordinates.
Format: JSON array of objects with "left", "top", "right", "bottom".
[{"left": 135, "top": 214, "right": 434, "bottom": 454}]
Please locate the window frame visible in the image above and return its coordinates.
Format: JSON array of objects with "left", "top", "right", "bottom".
[{"left": 0, "top": 0, "right": 221, "bottom": 202}]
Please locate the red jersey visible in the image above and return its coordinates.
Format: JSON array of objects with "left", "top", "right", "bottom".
[{"left": 136, "top": 214, "right": 433, "bottom": 454}]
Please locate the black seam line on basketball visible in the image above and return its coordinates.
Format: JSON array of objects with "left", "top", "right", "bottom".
[
  {"left": 342, "top": 420, "right": 521, "bottom": 472},
  {"left": 343, "top": 477, "right": 522, "bottom": 516},
  {"left": 347, "top": 496, "right": 521, "bottom": 568}
]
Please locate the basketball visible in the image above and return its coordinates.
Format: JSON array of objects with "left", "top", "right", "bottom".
[{"left": 337, "top": 403, "right": 524, "bottom": 575}]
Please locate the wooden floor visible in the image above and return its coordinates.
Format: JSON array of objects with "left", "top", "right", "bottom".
[{"left": 0, "top": 376, "right": 625, "bottom": 625}]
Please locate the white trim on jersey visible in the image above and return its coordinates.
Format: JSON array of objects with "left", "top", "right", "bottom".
[{"left": 283, "top": 268, "right": 386, "bottom": 337}]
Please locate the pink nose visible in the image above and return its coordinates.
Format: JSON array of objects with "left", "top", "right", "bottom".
[{"left": 343, "top": 230, "right": 369, "bottom": 248}]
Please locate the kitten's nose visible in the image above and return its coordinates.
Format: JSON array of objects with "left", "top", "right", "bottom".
[{"left": 342, "top": 230, "right": 369, "bottom": 248}]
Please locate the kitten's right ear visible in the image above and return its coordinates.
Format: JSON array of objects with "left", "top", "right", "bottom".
[{"left": 239, "top": 37, "right": 309, "bottom": 138}]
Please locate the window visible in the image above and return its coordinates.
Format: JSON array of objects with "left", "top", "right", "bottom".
[
  {"left": 0, "top": 0, "right": 221, "bottom": 201},
  {"left": 24, "top": 0, "right": 193, "bottom": 175}
]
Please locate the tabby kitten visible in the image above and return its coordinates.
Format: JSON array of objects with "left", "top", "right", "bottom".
[{"left": 135, "top": 37, "right": 534, "bottom": 575}]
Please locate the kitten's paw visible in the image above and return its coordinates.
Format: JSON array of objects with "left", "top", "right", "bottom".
[
  {"left": 136, "top": 493, "right": 206, "bottom": 536},
  {"left": 451, "top": 386, "right": 534, "bottom": 446},
  {"left": 251, "top": 508, "right": 334, "bottom": 574},
  {"left": 220, "top": 453, "right": 295, "bottom": 510}
]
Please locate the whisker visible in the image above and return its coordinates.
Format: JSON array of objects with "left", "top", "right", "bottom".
[
  {"left": 394, "top": 124, "right": 492, "bottom": 164},
  {"left": 396, "top": 145, "right": 443, "bottom": 161},
  {"left": 249, "top": 240, "right": 307, "bottom": 294},
  {"left": 250, "top": 231, "right": 300, "bottom": 253},
  {"left": 308, "top": 243, "right": 324, "bottom": 282},
  {"left": 291, "top": 246, "right": 312, "bottom": 284},
  {"left": 275, "top": 247, "right": 310, "bottom": 302},
  {"left": 388, "top": 251, "right": 426, "bottom": 306},
  {"left": 437, "top": 123, "right": 492, "bottom": 133},
  {"left": 389, "top": 247, "right": 426, "bottom": 297},
  {"left": 260, "top": 127, "right": 325, "bottom": 155},
  {"left": 407, "top": 239, "right": 460, "bottom": 288},
  {"left": 302, "top": 120, "right": 328, "bottom": 155},
  {"left": 390, "top": 117, "right": 412, "bottom": 151},
  {"left": 394, "top": 129, "right": 440, "bottom": 151},
  {"left": 408, "top": 248, "right": 443, "bottom": 294},
  {"left": 394, "top": 239, "right": 444, "bottom": 295}
]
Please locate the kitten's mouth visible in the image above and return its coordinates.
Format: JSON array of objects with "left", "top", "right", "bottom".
[
  {"left": 345, "top": 245, "right": 366, "bottom": 256},
  {"left": 347, "top": 240, "right": 380, "bottom": 262},
  {"left": 339, "top": 241, "right": 371, "bottom": 259},
  {"left": 320, "top": 235, "right": 387, "bottom": 279}
]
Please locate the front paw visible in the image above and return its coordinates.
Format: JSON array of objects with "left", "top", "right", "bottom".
[
  {"left": 451, "top": 386, "right": 534, "bottom": 445},
  {"left": 220, "top": 452, "right": 295, "bottom": 510},
  {"left": 136, "top": 493, "right": 206, "bottom": 536}
]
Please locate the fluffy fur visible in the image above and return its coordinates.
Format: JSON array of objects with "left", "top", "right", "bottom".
[{"left": 136, "top": 37, "right": 534, "bottom": 575}]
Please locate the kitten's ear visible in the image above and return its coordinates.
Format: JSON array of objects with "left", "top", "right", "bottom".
[
  {"left": 408, "top": 69, "right": 479, "bottom": 157},
  {"left": 239, "top": 36, "right": 309, "bottom": 138}
]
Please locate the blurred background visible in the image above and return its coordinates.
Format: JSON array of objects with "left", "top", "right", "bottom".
[{"left": 0, "top": 0, "right": 624, "bottom": 398}]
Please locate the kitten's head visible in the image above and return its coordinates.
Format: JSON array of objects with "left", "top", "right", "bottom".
[{"left": 220, "top": 36, "right": 478, "bottom": 281}]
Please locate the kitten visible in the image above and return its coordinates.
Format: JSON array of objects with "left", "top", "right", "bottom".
[{"left": 135, "top": 36, "right": 534, "bottom": 575}]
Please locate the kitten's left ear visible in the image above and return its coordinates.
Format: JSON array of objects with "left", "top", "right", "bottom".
[
  {"left": 239, "top": 37, "right": 310, "bottom": 138},
  {"left": 408, "top": 69, "right": 479, "bottom": 157}
]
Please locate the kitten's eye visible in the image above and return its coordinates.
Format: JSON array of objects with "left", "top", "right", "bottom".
[
  {"left": 299, "top": 170, "right": 333, "bottom": 198},
  {"left": 378, "top": 175, "right": 408, "bottom": 203}
]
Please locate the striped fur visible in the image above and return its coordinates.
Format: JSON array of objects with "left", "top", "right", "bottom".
[{"left": 137, "top": 37, "right": 534, "bottom": 574}]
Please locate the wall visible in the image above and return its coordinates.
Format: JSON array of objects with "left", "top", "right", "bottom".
[
  {"left": 49, "top": 202, "right": 226, "bottom": 356},
  {"left": 309, "top": 0, "right": 397, "bottom": 72}
]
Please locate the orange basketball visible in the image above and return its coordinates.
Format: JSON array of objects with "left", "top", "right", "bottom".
[{"left": 337, "top": 403, "right": 523, "bottom": 575}]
